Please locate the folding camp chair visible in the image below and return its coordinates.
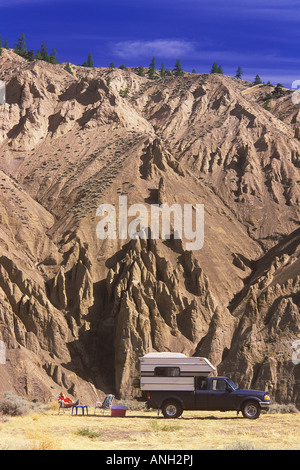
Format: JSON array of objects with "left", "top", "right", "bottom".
[
  {"left": 58, "top": 398, "right": 73, "bottom": 414},
  {"left": 94, "top": 394, "right": 114, "bottom": 415},
  {"left": 57, "top": 396, "right": 79, "bottom": 414}
]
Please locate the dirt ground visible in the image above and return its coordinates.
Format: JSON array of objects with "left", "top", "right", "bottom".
[{"left": 0, "top": 408, "right": 299, "bottom": 450}]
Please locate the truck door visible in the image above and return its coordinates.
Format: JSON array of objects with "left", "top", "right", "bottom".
[
  {"left": 195, "top": 377, "right": 211, "bottom": 410},
  {"left": 208, "top": 378, "right": 237, "bottom": 411}
]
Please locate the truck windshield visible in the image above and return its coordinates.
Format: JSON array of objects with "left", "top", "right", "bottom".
[{"left": 226, "top": 378, "right": 239, "bottom": 390}]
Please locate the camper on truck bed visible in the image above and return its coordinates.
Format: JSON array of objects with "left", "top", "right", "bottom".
[{"left": 137, "top": 353, "right": 272, "bottom": 419}]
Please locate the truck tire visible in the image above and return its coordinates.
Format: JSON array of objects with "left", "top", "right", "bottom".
[
  {"left": 241, "top": 401, "right": 261, "bottom": 419},
  {"left": 161, "top": 400, "right": 183, "bottom": 419}
]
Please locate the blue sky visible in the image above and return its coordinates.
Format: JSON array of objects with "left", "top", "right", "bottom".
[{"left": 0, "top": 0, "right": 299, "bottom": 86}]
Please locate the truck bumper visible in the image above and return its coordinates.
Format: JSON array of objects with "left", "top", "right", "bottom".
[{"left": 259, "top": 401, "right": 272, "bottom": 408}]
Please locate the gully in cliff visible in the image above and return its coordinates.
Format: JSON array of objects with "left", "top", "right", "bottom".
[
  {"left": 96, "top": 196, "right": 204, "bottom": 251},
  {"left": 0, "top": 80, "right": 5, "bottom": 105}
]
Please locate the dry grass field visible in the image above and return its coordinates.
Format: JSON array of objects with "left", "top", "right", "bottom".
[{"left": 0, "top": 406, "right": 299, "bottom": 451}]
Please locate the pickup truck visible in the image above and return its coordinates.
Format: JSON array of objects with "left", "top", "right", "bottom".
[{"left": 143, "top": 375, "right": 272, "bottom": 419}]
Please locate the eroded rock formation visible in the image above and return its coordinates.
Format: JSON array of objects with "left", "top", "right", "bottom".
[{"left": 0, "top": 49, "right": 299, "bottom": 406}]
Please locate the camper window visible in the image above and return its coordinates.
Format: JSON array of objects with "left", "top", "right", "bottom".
[{"left": 154, "top": 367, "right": 180, "bottom": 377}]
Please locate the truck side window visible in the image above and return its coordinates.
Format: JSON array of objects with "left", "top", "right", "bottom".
[
  {"left": 154, "top": 367, "right": 180, "bottom": 377},
  {"left": 212, "top": 379, "right": 228, "bottom": 391},
  {"left": 196, "top": 377, "right": 207, "bottom": 390}
]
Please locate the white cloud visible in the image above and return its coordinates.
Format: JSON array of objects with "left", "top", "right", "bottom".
[{"left": 112, "top": 39, "right": 195, "bottom": 59}]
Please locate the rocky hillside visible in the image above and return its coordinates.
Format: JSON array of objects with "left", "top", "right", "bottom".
[{"left": 0, "top": 49, "right": 299, "bottom": 406}]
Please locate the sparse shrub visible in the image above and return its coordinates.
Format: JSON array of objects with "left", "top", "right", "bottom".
[
  {"left": 137, "top": 65, "right": 145, "bottom": 77},
  {"left": 264, "top": 93, "right": 273, "bottom": 101},
  {"left": 64, "top": 63, "right": 73, "bottom": 75},
  {"left": 75, "top": 428, "right": 101, "bottom": 439},
  {"left": 266, "top": 403, "right": 299, "bottom": 414},
  {"left": 25, "top": 430, "right": 59, "bottom": 450},
  {"left": 0, "top": 392, "right": 33, "bottom": 416},
  {"left": 224, "top": 440, "right": 264, "bottom": 450},
  {"left": 150, "top": 420, "right": 181, "bottom": 432},
  {"left": 273, "top": 83, "right": 285, "bottom": 98},
  {"left": 0, "top": 392, "right": 45, "bottom": 416},
  {"left": 117, "top": 399, "right": 146, "bottom": 411},
  {"left": 263, "top": 99, "right": 271, "bottom": 111},
  {"left": 119, "top": 87, "right": 130, "bottom": 98}
]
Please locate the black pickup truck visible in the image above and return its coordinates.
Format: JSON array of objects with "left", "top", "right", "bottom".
[{"left": 144, "top": 376, "right": 272, "bottom": 419}]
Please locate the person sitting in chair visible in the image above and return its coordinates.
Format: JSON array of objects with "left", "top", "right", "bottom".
[{"left": 58, "top": 392, "right": 79, "bottom": 408}]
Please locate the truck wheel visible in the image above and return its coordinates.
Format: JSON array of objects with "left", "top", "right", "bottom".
[
  {"left": 162, "top": 400, "right": 183, "bottom": 419},
  {"left": 241, "top": 401, "right": 261, "bottom": 419}
]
